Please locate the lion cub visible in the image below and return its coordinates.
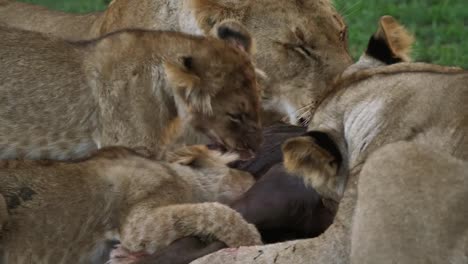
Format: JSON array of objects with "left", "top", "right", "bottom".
[
  {"left": 0, "top": 145, "right": 260, "bottom": 263},
  {"left": 0, "top": 0, "right": 353, "bottom": 127},
  {"left": 0, "top": 21, "right": 261, "bottom": 161}
]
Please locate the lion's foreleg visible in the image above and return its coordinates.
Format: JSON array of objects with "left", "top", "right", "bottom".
[{"left": 119, "top": 202, "right": 262, "bottom": 254}]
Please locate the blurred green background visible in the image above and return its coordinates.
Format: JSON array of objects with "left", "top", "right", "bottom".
[
  {"left": 334, "top": 0, "right": 468, "bottom": 68},
  {"left": 20, "top": 0, "right": 468, "bottom": 68}
]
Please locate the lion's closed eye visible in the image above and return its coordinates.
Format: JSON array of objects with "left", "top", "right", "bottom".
[
  {"left": 276, "top": 40, "right": 319, "bottom": 61},
  {"left": 290, "top": 44, "right": 319, "bottom": 61}
]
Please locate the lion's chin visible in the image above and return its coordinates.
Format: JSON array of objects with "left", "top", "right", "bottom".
[{"left": 207, "top": 143, "right": 254, "bottom": 161}]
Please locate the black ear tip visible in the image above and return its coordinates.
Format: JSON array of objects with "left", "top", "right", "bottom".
[
  {"left": 182, "top": 56, "right": 193, "bottom": 70},
  {"left": 366, "top": 34, "right": 402, "bottom": 65},
  {"left": 304, "top": 131, "right": 342, "bottom": 165},
  {"left": 217, "top": 26, "right": 233, "bottom": 40},
  {"left": 217, "top": 25, "right": 250, "bottom": 52}
]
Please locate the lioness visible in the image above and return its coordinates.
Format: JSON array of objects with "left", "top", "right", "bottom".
[
  {"left": 0, "top": 21, "right": 262, "bottom": 160},
  {"left": 189, "top": 17, "right": 468, "bottom": 264},
  {"left": 0, "top": 146, "right": 261, "bottom": 263},
  {"left": 0, "top": 0, "right": 352, "bottom": 125}
]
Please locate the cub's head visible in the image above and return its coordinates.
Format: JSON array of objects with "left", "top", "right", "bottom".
[
  {"left": 187, "top": 0, "right": 353, "bottom": 125},
  {"left": 168, "top": 145, "right": 255, "bottom": 204},
  {"left": 164, "top": 21, "right": 262, "bottom": 159}
]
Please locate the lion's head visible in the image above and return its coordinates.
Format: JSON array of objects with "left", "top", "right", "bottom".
[
  {"left": 187, "top": 0, "right": 353, "bottom": 125},
  {"left": 163, "top": 21, "right": 263, "bottom": 158}
]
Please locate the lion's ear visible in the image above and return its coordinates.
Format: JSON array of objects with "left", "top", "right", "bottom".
[
  {"left": 366, "top": 15, "right": 415, "bottom": 63},
  {"left": 163, "top": 56, "right": 213, "bottom": 114},
  {"left": 188, "top": 0, "right": 249, "bottom": 34},
  {"left": 282, "top": 132, "right": 343, "bottom": 201},
  {"left": 212, "top": 19, "right": 254, "bottom": 55}
]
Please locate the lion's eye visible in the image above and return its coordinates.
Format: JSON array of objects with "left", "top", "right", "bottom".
[
  {"left": 227, "top": 113, "right": 243, "bottom": 123},
  {"left": 278, "top": 41, "right": 319, "bottom": 61},
  {"left": 294, "top": 45, "right": 312, "bottom": 57}
]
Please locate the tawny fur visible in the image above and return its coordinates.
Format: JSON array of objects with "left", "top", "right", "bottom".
[
  {"left": 0, "top": 0, "right": 352, "bottom": 126},
  {"left": 270, "top": 64, "right": 468, "bottom": 264},
  {"left": 336, "top": 62, "right": 463, "bottom": 92},
  {"left": 350, "top": 142, "right": 468, "bottom": 264},
  {"left": 191, "top": 18, "right": 468, "bottom": 264},
  {"left": 0, "top": 146, "right": 261, "bottom": 264},
  {"left": 0, "top": 24, "right": 261, "bottom": 160}
]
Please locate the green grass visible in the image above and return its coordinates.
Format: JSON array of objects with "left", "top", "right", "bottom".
[
  {"left": 19, "top": 0, "right": 468, "bottom": 68},
  {"left": 20, "top": 0, "right": 106, "bottom": 13}
]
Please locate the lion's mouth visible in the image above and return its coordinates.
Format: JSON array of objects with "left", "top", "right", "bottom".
[{"left": 206, "top": 131, "right": 255, "bottom": 160}]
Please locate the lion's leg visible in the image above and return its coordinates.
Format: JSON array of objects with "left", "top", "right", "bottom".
[
  {"left": 109, "top": 238, "right": 226, "bottom": 264},
  {"left": 133, "top": 237, "right": 226, "bottom": 264},
  {"left": 351, "top": 142, "right": 468, "bottom": 264},
  {"left": 118, "top": 202, "right": 262, "bottom": 255}
]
